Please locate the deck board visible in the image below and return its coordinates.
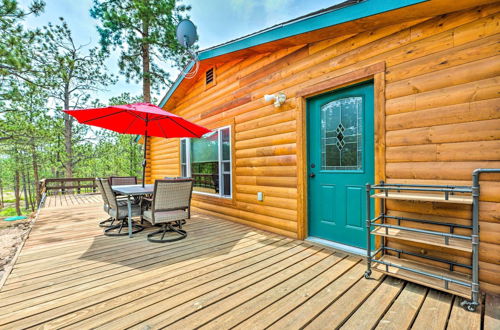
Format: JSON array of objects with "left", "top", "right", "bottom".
[
  {"left": 200, "top": 255, "right": 356, "bottom": 329},
  {"left": 412, "top": 290, "right": 454, "bottom": 330},
  {"left": 483, "top": 294, "right": 500, "bottom": 330},
  {"left": 375, "top": 282, "right": 427, "bottom": 329},
  {"left": 340, "top": 276, "right": 405, "bottom": 329},
  {"left": 447, "top": 296, "right": 482, "bottom": 330},
  {"left": 305, "top": 269, "right": 385, "bottom": 329},
  {"left": 0, "top": 194, "right": 493, "bottom": 328},
  {"left": 43, "top": 193, "right": 101, "bottom": 209}
]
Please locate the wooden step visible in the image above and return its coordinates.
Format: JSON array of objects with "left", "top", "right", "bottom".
[
  {"left": 372, "top": 227, "right": 472, "bottom": 253},
  {"left": 371, "top": 192, "right": 473, "bottom": 204},
  {"left": 372, "top": 255, "right": 472, "bottom": 299}
]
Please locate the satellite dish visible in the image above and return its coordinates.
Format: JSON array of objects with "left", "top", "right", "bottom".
[
  {"left": 176, "top": 19, "right": 198, "bottom": 48},
  {"left": 175, "top": 19, "right": 199, "bottom": 79}
]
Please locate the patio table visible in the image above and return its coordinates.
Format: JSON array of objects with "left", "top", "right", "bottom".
[{"left": 112, "top": 184, "right": 154, "bottom": 237}]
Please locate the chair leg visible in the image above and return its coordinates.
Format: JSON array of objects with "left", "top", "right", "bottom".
[
  {"left": 172, "top": 219, "right": 186, "bottom": 227},
  {"left": 117, "top": 219, "right": 125, "bottom": 233},
  {"left": 147, "top": 221, "right": 187, "bottom": 243},
  {"left": 99, "top": 217, "right": 115, "bottom": 228},
  {"left": 104, "top": 218, "right": 144, "bottom": 237},
  {"left": 160, "top": 224, "right": 167, "bottom": 241}
]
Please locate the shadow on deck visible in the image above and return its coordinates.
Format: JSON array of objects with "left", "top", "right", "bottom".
[{"left": 0, "top": 194, "right": 496, "bottom": 329}]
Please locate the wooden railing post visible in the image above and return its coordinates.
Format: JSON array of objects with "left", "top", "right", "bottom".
[
  {"left": 39, "top": 179, "right": 46, "bottom": 196},
  {"left": 39, "top": 177, "right": 102, "bottom": 196}
]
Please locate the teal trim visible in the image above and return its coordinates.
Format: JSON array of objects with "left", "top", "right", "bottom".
[
  {"left": 199, "top": 0, "right": 426, "bottom": 61},
  {"left": 158, "top": 0, "right": 427, "bottom": 112},
  {"left": 159, "top": 61, "right": 194, "bottom": 108}
]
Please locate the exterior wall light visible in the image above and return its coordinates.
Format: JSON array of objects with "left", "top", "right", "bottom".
[{"left": 264, "top": 92, "right": 286, "bottom": 107}]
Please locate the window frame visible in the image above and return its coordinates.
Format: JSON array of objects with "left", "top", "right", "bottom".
[{"left": 180, "top": 125, "right": 232, "bottom": 199}]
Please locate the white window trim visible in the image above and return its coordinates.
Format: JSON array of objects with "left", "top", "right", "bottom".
[
  {"left": 180, "top": 138, "right": 191, "bottom": 178},
  {"left": 219, "top": 125, "right": 232, "bottom": 199},
  {"left": 180, "top": 125, "right": 232, "bottom": 199}
]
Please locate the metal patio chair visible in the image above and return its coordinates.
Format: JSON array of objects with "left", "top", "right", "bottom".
[
  {"left": 95, "top": 178, "right": 116, "bottom": 228},
  {"left": 109, "top": 176, "right": 137, "bottom": 186},
  {"left": 140, "top": 176, "right": 188, "bottom": 215},
  {"left": 141, "top": 178, "right": 193, "bottom": 243},
  {"left": 110, "top": 176, "right": 143, "bottom": 204},
  {"left": 100, "top": 178, "right": 144, "bottom": 236}
]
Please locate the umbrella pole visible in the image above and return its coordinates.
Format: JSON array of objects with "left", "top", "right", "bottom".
[{"left": 142, "top": 134, "right": 148, "bottom": 188}]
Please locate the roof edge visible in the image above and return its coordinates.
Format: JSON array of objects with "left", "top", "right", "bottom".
[
  {"left": 159, "top": 61, "right": 194, "bottom": 108},
  {"left": 159, "top": 0, "right": 428, "bottom": 109},
  {"left": 197, "top": 0, "right": 427, "bottom": 61}
]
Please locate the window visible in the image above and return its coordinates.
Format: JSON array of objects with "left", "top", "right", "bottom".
[
  {"left": 180, "top": 126, "right": 231, "bottom": 198},
  {"left": 321, "top": 96, "right": 363, "bottom": 171}
]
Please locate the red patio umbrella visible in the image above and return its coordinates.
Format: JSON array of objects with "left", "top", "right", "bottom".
[{"left": 64, "top": 103, "right": 211, "bottom": 187}]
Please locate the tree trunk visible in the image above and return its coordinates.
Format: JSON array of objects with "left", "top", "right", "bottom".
[
  {"left": 31, "top": 141, "right": 41, "bottom": 204},
  {"left": 0, "top": 178, "right": 3, "bottom": 209},
  {"left": 22, "top": 167, "right": 29, "bottom": 210},
  {"left": 63, "top": 87, "right": 73, "bottom": 178},
  {"left": 14, "top": 169, "right": 21, "bottom": 216},
  {"left": 142, "top": 19, "right": 151, "bottom": 103},
  {"left": 26, "top": 167, "right": 34, "bottom": 211},
  {"left": 64, "top": 113, "right": 73, "bottom": 178}
]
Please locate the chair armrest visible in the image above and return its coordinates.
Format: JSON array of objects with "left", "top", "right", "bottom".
[{"left": 140, "top": 196, "right": 153, "bottom": 210}]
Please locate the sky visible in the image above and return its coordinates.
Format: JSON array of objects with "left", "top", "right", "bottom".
[{"left": 20, "top": 0, "right": 343, "bottom": 103}]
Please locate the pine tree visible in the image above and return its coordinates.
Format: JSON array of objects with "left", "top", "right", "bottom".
[
  {"left": 90, "top": 0, "right": 192, "bottom": 102},
  {"left": 35, "top": 18, "right": 116, "bottom": 177}
]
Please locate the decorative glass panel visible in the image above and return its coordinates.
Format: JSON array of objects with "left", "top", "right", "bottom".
[{"left": 321, "top": 96, "right": 363, "bottom": 170}]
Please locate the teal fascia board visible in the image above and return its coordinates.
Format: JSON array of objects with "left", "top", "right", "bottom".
[
  {"left": 159, "top": 61, "right": 194, "bottom": 108},
  {"left": 198, "top": 0, "right": 427, "bottom": 60},
  {"left": 159, "top": 0, "right": 427, "bottom": 109}
]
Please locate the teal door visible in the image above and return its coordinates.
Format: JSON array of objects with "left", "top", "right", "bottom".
[{"left": 307, "top": 82, "right": 374, "bottom": 248}]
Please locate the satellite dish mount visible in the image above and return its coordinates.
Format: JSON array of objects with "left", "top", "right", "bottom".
[{"left": 176, "top": 19, "right": 199, "bottom": 79}]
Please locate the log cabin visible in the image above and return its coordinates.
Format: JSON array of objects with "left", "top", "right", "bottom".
[{"left": 145, "top": 0, "right": 500, "bottom": 303}]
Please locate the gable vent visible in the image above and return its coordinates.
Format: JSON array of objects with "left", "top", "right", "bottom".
[{"left": 205, "top": 68, "right": 214, "bottom": 85}]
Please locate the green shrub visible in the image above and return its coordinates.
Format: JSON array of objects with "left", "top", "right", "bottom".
[{"left": 0, "top": 207, "right": 29, "bottom": 217}]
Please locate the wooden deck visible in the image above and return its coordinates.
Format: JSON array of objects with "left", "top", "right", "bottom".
[
  {"left": 43, "top": 193, "right": 102, "bottom": 208},
  {"left": 0, "top": 194, "right": 496, "bottom": 329}
]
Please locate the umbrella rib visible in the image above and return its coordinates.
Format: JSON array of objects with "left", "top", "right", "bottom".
[
  {"left": 81, "top": 110, "right": 127, "bottom": 124},
  {"left": 150, "top": 115, "right": 173, "bottom": 121},
  {"left": 165, "top": 116, "right": 200, "bottom": 137},
  {"left": 127, "top": 110, "right": 146, "bottom": 121},
  {"left": 123, "top": 116, "right": 139, "bottom": 135},
  {"left": 155, "top": 119, "right": 169, "bottom": 138}
]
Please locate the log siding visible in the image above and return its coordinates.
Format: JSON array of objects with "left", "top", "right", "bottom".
[{"left": 148, "top": 4, "right": 500, "bottom": 293}]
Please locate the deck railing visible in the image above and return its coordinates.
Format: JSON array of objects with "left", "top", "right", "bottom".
[{"left": 39, "top": 178, "right": 98, "bottom": 196}]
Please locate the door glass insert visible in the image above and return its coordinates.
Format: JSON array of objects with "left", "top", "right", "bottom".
[{"left": 321, "top": 96, "right": 363, "bottom": 170}]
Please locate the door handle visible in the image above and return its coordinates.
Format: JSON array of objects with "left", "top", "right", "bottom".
[{"left": 309, "top": 173, "right": 316, "bottom": 178}]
